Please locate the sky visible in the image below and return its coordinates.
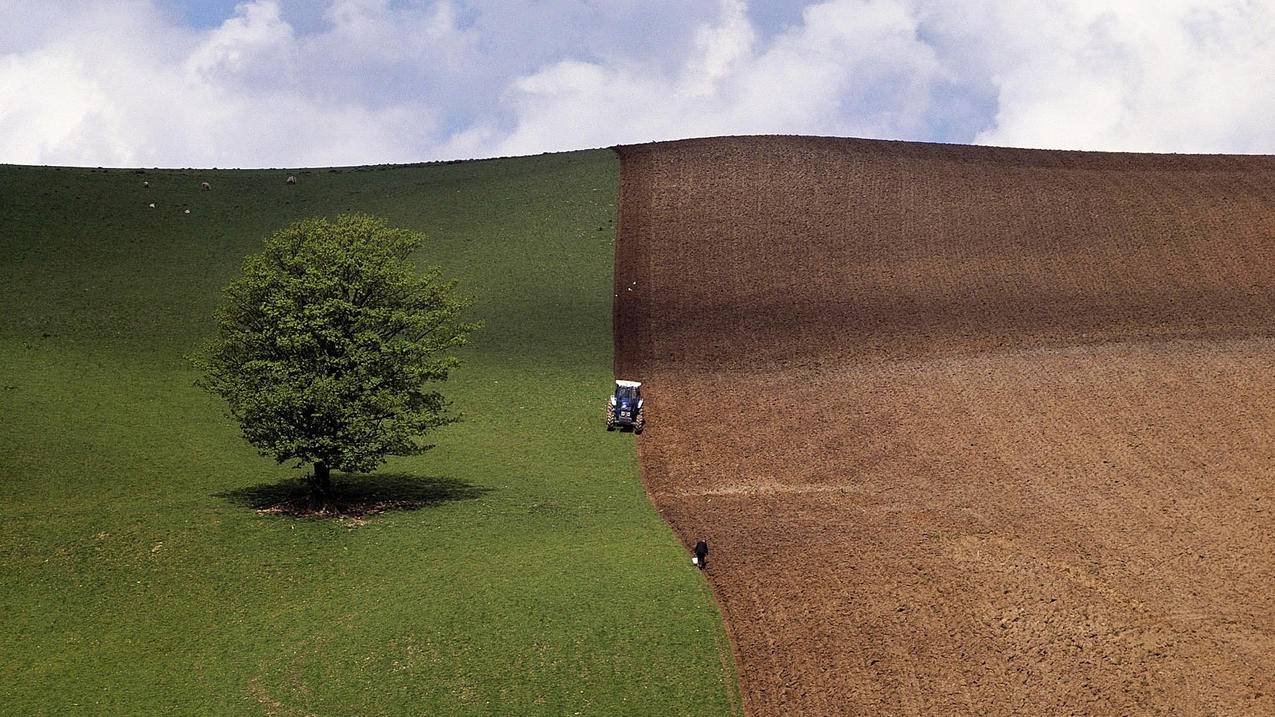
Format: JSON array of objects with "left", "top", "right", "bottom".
[{"left": 1, "top": 0, "right": 1273, "bottom": 167}]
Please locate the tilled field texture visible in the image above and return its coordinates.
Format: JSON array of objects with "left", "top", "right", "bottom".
[{"left": 615, "top": 136, "right": 1275, "bottom": 716}]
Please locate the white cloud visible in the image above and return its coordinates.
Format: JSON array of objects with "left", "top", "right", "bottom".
[
  {"left": 0, "top": 50, "right": 116, "bottom": 163},
  {"left": 682, "top": 0, "right": 756, "bottom": 98},
  {"left": 733, "top": 0, "right": 945, "bottom": 136},
  {"left": 495, "top": 0, "right": 1275, "bottom": 156},
  {"left": 921, "top": 0, "right": 1275, "bottom": 152},
  {"left": 0, "top": 0, "right": 448, "bottom": 167},
  {"left": 494, "top": 0, "right": 947, "bottom": 156},
  {"left": 186, "top": 0, "right": 294, "bottom": 80},
  {"left": 0, "top": 0, "right": 1272, "bottom": 167}
]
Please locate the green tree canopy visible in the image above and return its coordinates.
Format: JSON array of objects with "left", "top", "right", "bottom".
[{"left": 194, "top": 213, "right": 479, "bottom": 493}]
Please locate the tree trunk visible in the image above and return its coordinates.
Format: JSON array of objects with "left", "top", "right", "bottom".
[{"left": 311, "top": 461, "right": 332, "bottom": 496}]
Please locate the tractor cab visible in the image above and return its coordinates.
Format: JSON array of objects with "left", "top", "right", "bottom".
[
  {"left": 606, "top": 380, "right": 645, "bottom": 433},
  {"left": 615, "top": 381, "right": 640, "bottom": 403}
]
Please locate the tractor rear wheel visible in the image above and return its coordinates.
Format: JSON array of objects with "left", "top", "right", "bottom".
[
  {"left": 634, "top": 411, "right": 645, "bottom": 435},
  {"left": 605, "top": 404, "right": 616, "bottom": 431}
]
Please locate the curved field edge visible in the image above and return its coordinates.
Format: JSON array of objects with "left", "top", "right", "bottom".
[{"left": 0, "top": 151, "right": 738, "bottom": 715}]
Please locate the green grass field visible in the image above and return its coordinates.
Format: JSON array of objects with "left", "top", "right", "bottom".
[{"left": 0, "top": 152, "right": 739, "bottom": 715}]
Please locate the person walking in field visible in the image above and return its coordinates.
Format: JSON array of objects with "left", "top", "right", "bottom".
[{"left": 693, "top": 539, "right": 709, "bottom": 570}]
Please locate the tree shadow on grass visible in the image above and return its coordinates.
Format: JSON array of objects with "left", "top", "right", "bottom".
[{"left": 218, "top": 473, "right": 490, "bottom": 519}]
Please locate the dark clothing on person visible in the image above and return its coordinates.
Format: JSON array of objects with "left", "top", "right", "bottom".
[{"left": 694, "top": 540, "right": 709, "bottom": 570}]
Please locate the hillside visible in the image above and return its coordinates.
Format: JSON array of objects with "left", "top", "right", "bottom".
[
  {"left": 0, "top": 153, "right": 738, "bottom": 715},
  {"left": 615, "top": 136, "right": 1275, "bottom": 715}
]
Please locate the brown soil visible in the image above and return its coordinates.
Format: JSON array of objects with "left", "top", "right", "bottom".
[{"left": 614, "top": 136, "right": 1275, "bottom": 716}]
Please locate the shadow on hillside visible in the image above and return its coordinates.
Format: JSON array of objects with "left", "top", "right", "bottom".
[{"left": 218, "top": 473, "right": 490, "bottom": 519}]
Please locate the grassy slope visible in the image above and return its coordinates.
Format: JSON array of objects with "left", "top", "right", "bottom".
[{"left": 0, "top": 153, "right": 738, "bottom": 715}]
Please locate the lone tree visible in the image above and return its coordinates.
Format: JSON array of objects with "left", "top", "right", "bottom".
[{"left": 194, "top": 213, "right": 479, "bottom": 495}]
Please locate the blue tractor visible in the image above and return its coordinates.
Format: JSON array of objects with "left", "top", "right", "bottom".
[{"left": 606, "top": 380, "right": 645, "bottom": 433}]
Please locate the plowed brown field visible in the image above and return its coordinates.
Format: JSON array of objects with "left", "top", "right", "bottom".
[{"left": 614, "top": 136, "right": 1275, "bottom": 716}]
